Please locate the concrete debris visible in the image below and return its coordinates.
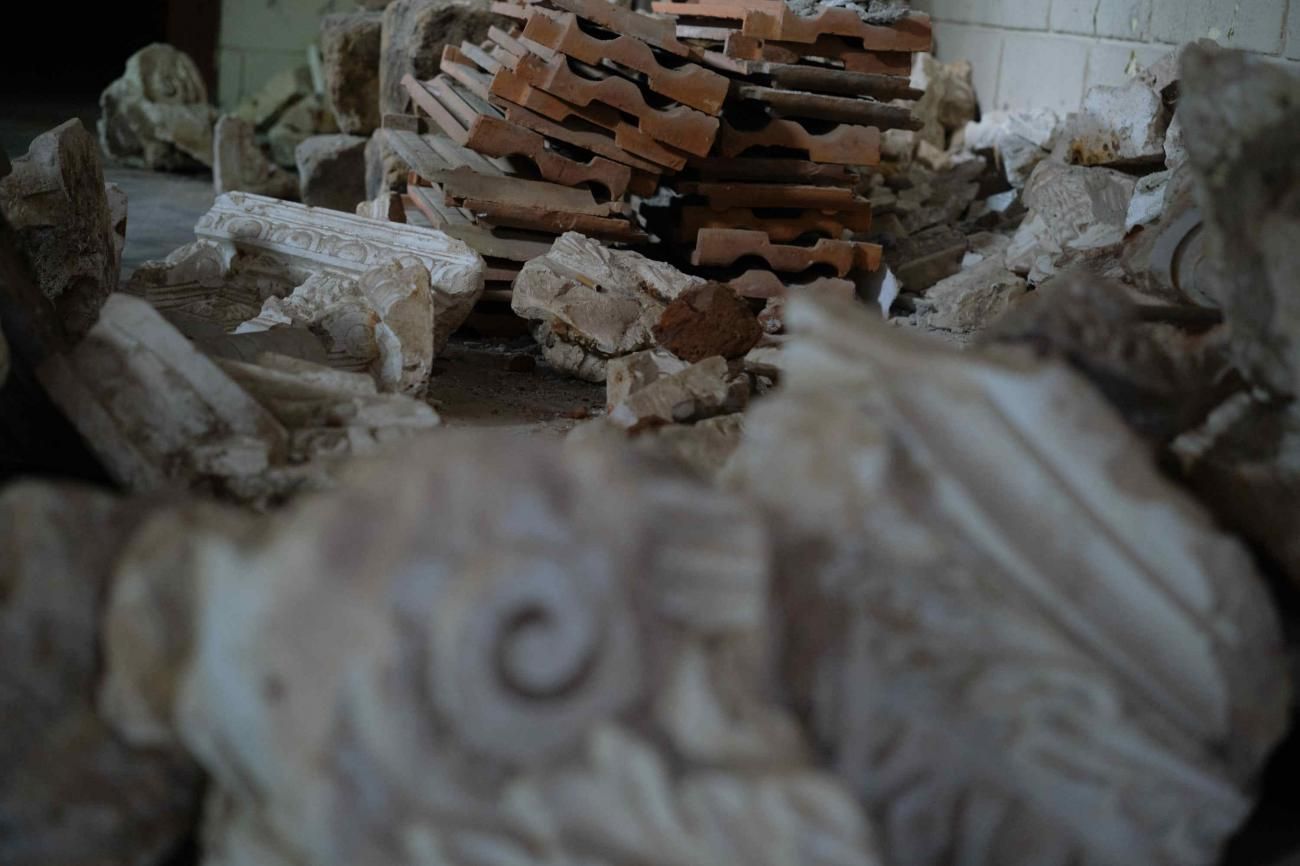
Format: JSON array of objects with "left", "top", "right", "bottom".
[
  {"left": 0, "top": 483, "right": 203, "bottom": 866},
  {"left": 216, "top": 352, "right": 440, "bottom": 466},
  {"left": 512, "top": 232, "right": 703, "bottom": 382},
  {"left": 785, "top": 0, "right": 911, "bottom": 25},
  {"left": 1066, "top": 78, "right": 1169, "bottom": 167},
  {"left": 1125, "top": 169, "right": 1171, "bottom": 232},
  {"left": 1180, "top": 44, "right": 1300, "bottom": 398},
  {"left": 652, "top": 281, "right": 762, "bottom": 363},
  {"left": 983, "top": 273, "right": 1234, "bottom": 441},
  {"left": 295, "top": 134, "right": 368, "bottom": 212},
  {"left": 0, "top": 119, "right": 118, "bottom": 342},
  {"left": 38, "top": 293, "right": 290, "bottom": 494},
  {"left": 235, "top": 66, "right": 315, "bottom": 130},
  {"left": 98, "top": 44, "right": 217, "bottom": 171},
  {"left": 606, "top": 350, "right": 749, "bottom": 430},
  {"left": 380, "top": 0, "right": 495, "bottom": 118},
  {"left": 911, "top": 53, "right": 977, "bottom": 150},
  {"left": 320, "top": 11, "right": 384, "bottom": 135},
  {"left": 1163, "top": 110, "right": 1187, "bottom": 173},
  {"left": 238, "top": 260, "right": 435, "bottom": 395},
  {"left": 962, "top": 109, "right": 1061, "bottom": 188},
  {"left": 723, "top": 294, "right": 1290, "bottom": 866},
  {"left": 37, "top": 291, "right": 438, "bottom": 502},
  {"left": 1005, "top": 160, "right": 1136, "bottom": 283},
  {"left": 212, "top": 115, "right": 299, "bottom": 200},
  {"left": 571, "top": 412, "right": 746, "bottom": 480},
  {"left": 909, "top": 234, "right": 1026, "bottom": 337}
]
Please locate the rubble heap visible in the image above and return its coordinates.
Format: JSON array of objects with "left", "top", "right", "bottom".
[
  {"left": 378, "top": 0, "right": 929, "bottom": 332},
  {"left": 650, "top": 0, "right": 929, "bottom": 307}
]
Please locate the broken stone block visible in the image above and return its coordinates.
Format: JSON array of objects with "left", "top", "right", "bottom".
[
  {"left": 653, "top": 282, "right": 762, "bottom": 363},
  {"left": 983, "top": 273, "right": 1233, "bottom": 441},
  {"left": 887, "top": 223, "right": 968, "bottom": 292},
  {"left": 723, "top": 293, "right": 1291, "bottom": 866},
  {"left": 1004, "top": 160, "right": 1136, "bottom": 283},
  {"left": 569, "top": 412, "right": 746, "bottom": 480},
  {"left": 911, "top": 53, "right": 977, "bottom": 150},
  {"left": 38, "top": 293, "right": 289, "bottom": 493},
  {"left": 757, "top": 279, "right": 857, "bottom": 334},
  {"left": 380, "top": 0, "right": 495, "bottom": 117},
  {"left": 239, "top": 260, "right": 435, "bottom": 395},
  {"left": 605, "top": 346, "right": 689, "bottom": 407},
  {"left": 1174, "top": 395, "right": 1300, "bottom": 588},
  {"left": 98, "top": 43, "right": 217, "bottom": 170},
  {"left": 235, "top": 66, "right": 313, "bottom": 130},
  {"left": 1066, "top": 78, "right": 1169, "bottom": 167},
  {"left": 0, "top": 119, "right": 117, "bottom": 342},
  {"left": 96, "top": 430, "right": 869, "bottom": 865},
  {"left": 963, "top": 109, "right": 1060, "bottom": 189},
  {"left": 365, "top": 127, "right": 415, "bottom": 199},
  {"left": 212, "top": 114, "right": 298, "bottom": 200},
  {"left": 321, "top": 12, "right": 383, "bottom": 135},
  {"left": 105, "top": 183, "right": 128, "bottom": 272},
  {"left": 216, "top": 352, "right": 440, "bottom": 466},
  {"left": 1164, "top": 110, "right": 1187, "bottom": 173},
  {"left": 296, "top": 134, "right": 368, "bottom": 212},
  {"left": 124, "top": 239, "right": 264, "bottom": 333},
  {"left": 0, "top": 483, "right": 203, "bottom": 866},
  {"left": 606, "top": 350, "right": 748, "bottom": 430},
  {"left": 512, "top": 232, "right": 703, "bottom": 381},
  {"left": 1125, "top": 169, "right": 1171, "bottom": 232},
  {"left": 356, "top": 191, "right": 405, "bottom": 222},
  {"left": 266, "top": 93, "right": 339, "bottom": 170},
  {"left": 194, "top": 192, "right": 483, "bottom": 351},
  {"left": 910, "top": 238, "right": 1026, "bottom": 337},
  {"left": 1180, "top": 45, "right": 1300, "bottom": 398}
]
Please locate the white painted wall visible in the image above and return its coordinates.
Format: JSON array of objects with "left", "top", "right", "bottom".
[
  {"left": 218, "top": 0, "right": 363, "bottom": 106},
  {"left": 912, "top": 0, "right": 1300, "bottom": 114}
]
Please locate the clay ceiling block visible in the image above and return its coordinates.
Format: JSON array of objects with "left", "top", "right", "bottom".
[
  {"left": 735, "top": 83, "right": 922, "bottom": 130},
  {"left": 675, "top": 181, "right": 861, "bottom": 210},
  {"left": 716, "top": 117, "right": 881, "bottom": 165},
  {"left": 679, "top": 204, "right": 871, "bottom": 242},
  {"left": 691, "top": 227, "right": 882, "bottom": 276},
  {"left": 521, "top": 12, "right": 730, "bottom": 115},
  {"left": 509, "top": 52, "right": 720, "bottom": 157}
]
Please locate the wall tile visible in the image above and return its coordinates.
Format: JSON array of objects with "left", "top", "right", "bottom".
[
  {"left": 1151, "top": 0, "right": 1286, "bottom": 53},
  {"left": 996, "top": 32, "right": 1088, "bottom": 112},
  {"left": 1052, "top": 0, "right": 1151, "bottom": 39}
]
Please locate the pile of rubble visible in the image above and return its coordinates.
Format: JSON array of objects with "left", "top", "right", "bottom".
[
  {"left": 4, "top": 1, "right": 1300, "bottom": 864},
  {"left": 650, "top": 0, "right": 927, "bottom": 306}
]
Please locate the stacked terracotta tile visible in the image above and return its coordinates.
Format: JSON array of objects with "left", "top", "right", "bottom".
[
  {"left": 389, "top": 0, "right": 728, "bottom": 325},
  {"left": 390, "top": 0, "right": 929, "bottom": 323},
  {"left": 650, "top": 0, "right": 930, "bottom": 301}
]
